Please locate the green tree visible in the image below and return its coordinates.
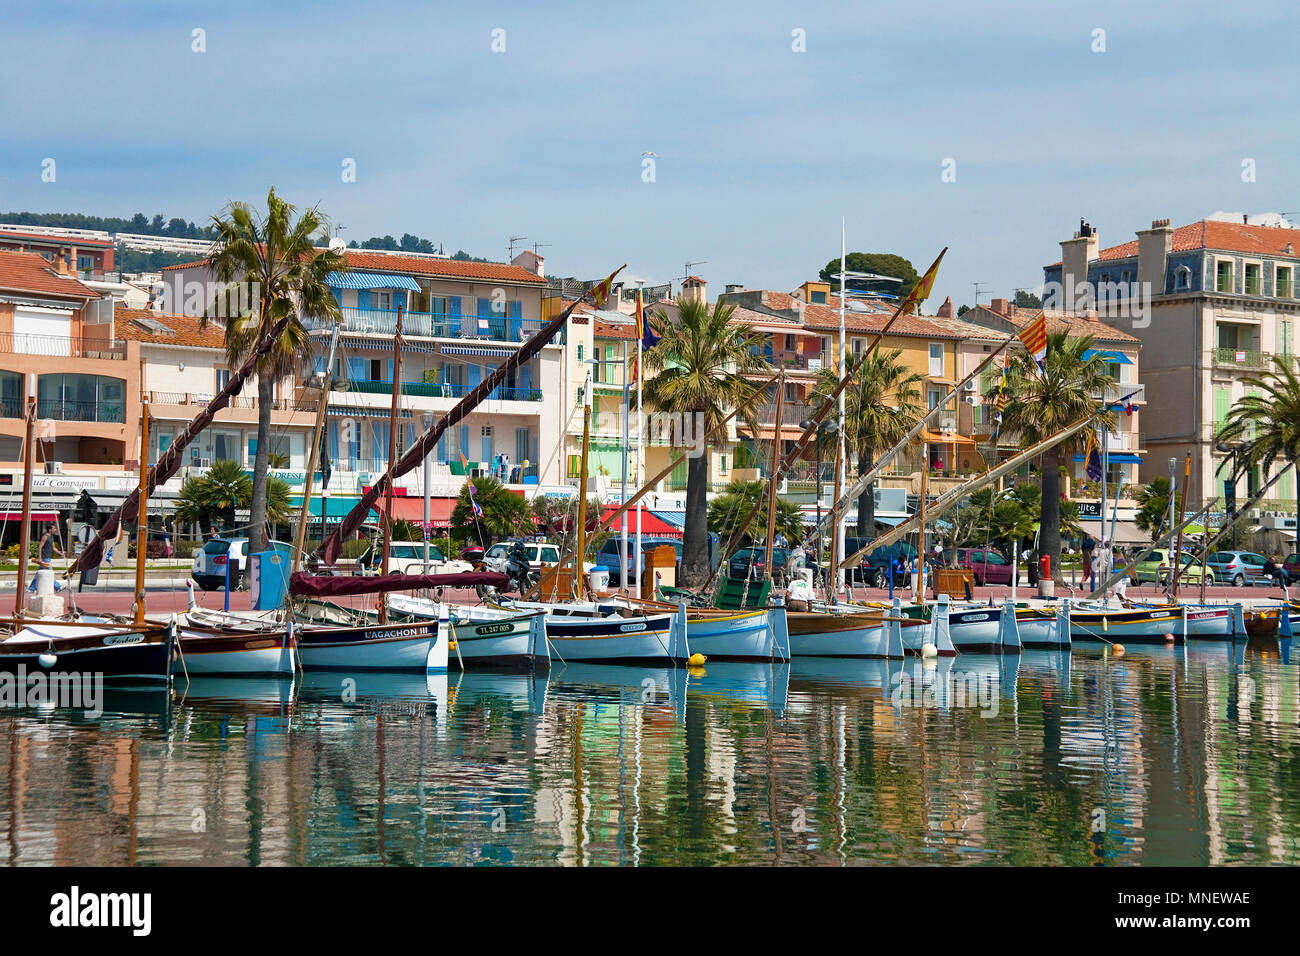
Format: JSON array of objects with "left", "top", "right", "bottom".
[
  {"left": 204, "top": 187, "right": 345, "bottom": 552},
  {"left": 956, "top": 304, "right": 971, "bottom": 316},
  {"left": 811, "top": 348, "right": 924, "bottom": 543},
  {"left": 991, "top": 333, "right": 1114, "bottom": 583},
  {"left": 1134, "top": 476, "right": 1178, "bottom": 537},
  {"left": 1013, "top": 290, "right": 1043, "bottom": 309},
  {"left": 174, "top": 460, "right": 292, "bottom": 533},
  {"left": 642, "top": 296, "right": 772, "bottom": 586},
  {"left": 819, "top": 252, "right": 919, "bottom": 300},
  {"left": 451, "top": 474, "right": 535, "bottom": 541},
  {"left": 707, "top": 480, "right": 804, "bottom": 545},
  {"left": 1216, "top": 354, "right": 1300, "bottom": 503}
]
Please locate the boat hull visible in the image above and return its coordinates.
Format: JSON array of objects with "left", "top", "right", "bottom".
[
  {"left": 786, "top": 610, "right": 901, "bottom": 658},
  {"left": 945, "top": 605, "right": 1006, "bottom": 653},
  {"left": 0, "top": 624, "right": 175, "bottom": 683},
  {"left": 178, "top": 626, "right": 295, "bottom": 676},
  {"left": 1015, "top": 609, "right": 1068, "bottom": 648},
  {"left": 1070, "top": 605, "right": 1184, "bottom": 643},
  {"left": 546, "top": 613, "right": 681, "bottom": 664},
  {"left": 1182, "top": 605, "right": 1237, "bottom": 639},
  {"left": 449, "top": 613, "right": 550, "bottom": 670},
  {"left": 297, "top": 620, "right": 440, "bottom": 671},
  {"left": 685, "top": 609, "right": 779, "bottom": 661}
]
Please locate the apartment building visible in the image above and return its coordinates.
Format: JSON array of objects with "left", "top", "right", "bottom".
[
  {"left": 1043, "top": 214, "right": 1300, "bottom": 511},
  {"left": 163, "top": 247, "right": 563, "bottom": 504},
  {"left": 0, "top": 229, "right": 115, "bottom": 279}
]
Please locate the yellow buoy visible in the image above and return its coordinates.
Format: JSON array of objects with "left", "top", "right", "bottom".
[
  {"left": 1113, "top": 643, "right": 1126, "bottom": 656},
  {"left": 448, "top": 641, "right": 457, "bottom": 651},
  {"left": 688, "top": 652, "right": 707, "bottom": 666}
]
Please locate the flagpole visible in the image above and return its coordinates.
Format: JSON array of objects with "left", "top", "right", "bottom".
[
  {"left": 621, "top": 337, "right": 629, "bottom": 595},
  {"left": 635, "top": 287, "right": 644, "bottom": 598},
  {"left": 836, "top": 218, "right": 847, "bottom": 599}
]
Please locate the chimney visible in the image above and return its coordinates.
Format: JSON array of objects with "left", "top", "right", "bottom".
[
  {"left": 725, "top": 283, "right": 744, "bottom": 295},
  {"left": 1060, "top": 221, "right": 1099, "bottom": 313},
  {"left": 55, "top": 255, "right": 69, "bottom": 276},
  {"left": 936, "top": 295, "right": 954, "bottom": 318},
  {"left": 990, "top": 297, "right": 1012, "bottom": 318},
  {"left": 1136, "top": 218, "right": 1173, "bottom": 298},
  {"left": 511, "top": 249, "right": 544, "bottom": 278},
  {"left": 680, "top": 275, "right": 706, "bottom": 307}
]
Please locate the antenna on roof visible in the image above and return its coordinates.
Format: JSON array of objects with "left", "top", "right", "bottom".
[
  {"left": 972, "top": 282, "right": 991, "bottom": 306},
  {"left": 508, "top": 236, "right": 528, "bottom": 259},
  {"left": 532, "top": 241, "right": 551, "bottom": 256},
  {"left": 679, "top": 260, "right": 707, "bottom": 295}
]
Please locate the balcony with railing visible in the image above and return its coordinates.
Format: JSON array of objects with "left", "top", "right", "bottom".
[
  {"left": 1214, "top": 347, "right": 1269, "bottom": 369},
  {"left": 35, "top": 398, "right": 125, "bottom": 423},
  {"left": 307, "top": 307, "right": 547, "bottom": 344},
  {"left": 0, "top": 332, "right": 127, "bottom": 360},
  {"left": 751, "top": 402, "right": 813, "bottom": 427},
  {"left": 336, "top": 379, "right": 542, "bottom": 403},
  {"left": 146, "top": 391, "right": 317, "bottom": 413}
]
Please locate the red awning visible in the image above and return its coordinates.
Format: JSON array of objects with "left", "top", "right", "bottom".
[
  {"left": 371, "top": 496, "right": 456, "bottom": 527},
  {"left": 0, "top": 512, "right": 57, "bottom": 522},
  {"left": 600, "top": 505, "right": 682, "bottom": 537}
]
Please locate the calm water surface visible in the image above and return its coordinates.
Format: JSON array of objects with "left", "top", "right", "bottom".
[{"left": 3, "top": 641, "right": 1299, "bottom": 866}]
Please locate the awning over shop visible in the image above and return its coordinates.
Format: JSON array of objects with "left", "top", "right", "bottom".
[
  {"left": 1079, "top": 518, "right": 1147, "bottom": 544},
  {"left": 371, "top": 496, "right": 456, "bottom": 527},
  {"left": 1083, "top": 349, "right": 1132, "bottom": 364},
  {"left": 600, "top": 505, "right": 682, "bottom": 537},
  {"left": 289, "top": 495, "right": 369, "bottom": 525},
  {"left": 919, "top": 430, "right": 976, "bottom": 446},
  {"left": 1073, "top": 452, "right": 1143, "bottom": 464},
  {"left": 440, "top": 345, "right": 514, "bottom": 358},
  {"left": 0, "top": 511, "right": 56, "bottom": 522},
  {"left": 328, "top": 272, "right": 421, "bottom": 291}
]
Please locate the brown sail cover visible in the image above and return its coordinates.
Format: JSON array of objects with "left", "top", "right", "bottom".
[
  {"left": 317, "top": 291, "right": 602, "bottom": 564},
  {"left": 69, "top": 313, "right": 295, "bottom": 576},
  {"left": 289, "top": 570, "right": 510, "bottom": 597}
]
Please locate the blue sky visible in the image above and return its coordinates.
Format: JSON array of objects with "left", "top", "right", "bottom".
[{"left": 2, "top": 0, "right": 1297, "bottom": 308}]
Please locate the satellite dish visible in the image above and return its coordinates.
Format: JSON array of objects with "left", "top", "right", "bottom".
[{"left": 328, "top": 237, "right": 346, "bottom": 252}]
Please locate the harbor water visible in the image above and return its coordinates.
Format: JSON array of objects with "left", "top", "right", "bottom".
[{"left": 2, "top": 640, "right": 1298, "bottom": 865}]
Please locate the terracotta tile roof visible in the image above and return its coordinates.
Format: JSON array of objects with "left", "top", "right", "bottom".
[
  {"left": 921, "top": 315, "right": 1005, "bottom": 341},
  {"left": 1047, "top": 219, "right": 1300, "bottom": 267},
  {"left": 798, "top": 302, "right": 963, "bottom": 339},
  {"left": 114, "top": 308, "right": 226, "bottom": 348},
  {"left": 162, "top": 249, "right": 547, "bottom": 285},
  {"left": 970, "top": 305, "right": 1141, "bottom": 345},
  {"left": 0, "top": 250, "right": 100, "bottom": 300},
  {"left": 0, "top": 230, "right": 114, "bottom": 248}
]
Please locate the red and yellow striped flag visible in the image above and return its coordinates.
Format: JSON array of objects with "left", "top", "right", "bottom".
[
  {"left": 587, "top": 264, "right": 626, "bottom": 308},
  {"left": 1018, "top": 311, "right": 1048, "bottom": 369},
  {"left": 900, "top": 254, "right": 942, "bottom": 314}
]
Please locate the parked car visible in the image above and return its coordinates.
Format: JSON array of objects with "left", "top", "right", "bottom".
[
  {"left": 942, "top": 548, "right": 1015, "bottom": 586},
  {"left": 1156, "top": 552, "right": 1215, "bottom": 587},
  {"left": 357, "top": 541, "right": 473, "bottom": 576},
  {"left": 596, "top": 536, "right": 679, "bottom": 586},
  {"left": 1205, "top": 550, "right": 1269, "bottom": 587},
  {"left": 1283, "top": 553, "right": 1300, "bottom": 579},
  {"left": 192, "top": 537, "right": 292, "bottom": 591},
  {"left": 729, "top": 547, "right": 791, "bottom": 583},
  {"left": 837, "top": 537, "right": 915, "bottom": 588},
  {"left": 1131, "top": 548, "right": 1207, "bottom": 584}
]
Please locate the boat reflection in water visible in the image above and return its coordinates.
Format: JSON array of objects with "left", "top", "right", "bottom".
[
  {"left": 686, "top": 662, "right": 790, "bottom": 716},
  {"left": 546, "top": 663, "right": 688, "bottom": 722}
]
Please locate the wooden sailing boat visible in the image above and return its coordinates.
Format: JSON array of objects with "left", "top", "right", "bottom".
[{"left": 1, "top": 379, "right": 175, "bottom": 683}]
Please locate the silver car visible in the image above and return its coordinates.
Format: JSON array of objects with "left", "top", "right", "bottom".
[{"left": 1205, "top": 550, "right": 1269, "bottom": 587}]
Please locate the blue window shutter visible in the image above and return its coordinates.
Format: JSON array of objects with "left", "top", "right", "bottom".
[
  {"left": 437, "top": 429, "right": 448, "bottom": 464},
  {"left": 468, "top": 364, "right": 480, "bottom": 389},
  {"left": 448, "top": 296, "right": 461, "bottom": 317},
  {"left": 520, "top": 364, "right": 531, "bottom": 392},
  {"left": 477, "top": 297, "right": 492, "bottom": 317},
  {"left": 328, "top": 421, "right": 339, "bottom": 459},
  {"left": 508, "top": 300, "right": 522, "bottom": 339},
  {"left": 460, "top": 425, "right": 469, "bottom": 462},
  {"left": 358, "top": 290, "right": 371, "bottom": 310},
  {"left": 508, "top": 300, "right": 521, "bottom": 319},
  {"left": 349, "top": 357, "right": 366, "bottom": 382},
  {"left": 387, "top": 359, "right": 394, "bottom": 383}
]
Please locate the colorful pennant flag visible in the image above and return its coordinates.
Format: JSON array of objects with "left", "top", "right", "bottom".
[
  {"left": 1018, "top": 312, "right": 1048, "bottom": 369},
  {"left": 900, "top": 254, "right": 942, "bottom": 314},
  {"left": 471, "top": 497, "right": 483, "bottom": 519},
  {"left": 587, "top": 265, "right": 623, "bottom": 308},
  {"left": 1084, "top": 429, "right": 1103, "bottom": 482}
]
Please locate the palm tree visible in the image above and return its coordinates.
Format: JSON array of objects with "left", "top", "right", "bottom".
[
  {"left": 707, "top": 480, "right": 804, "bottom": 545},
  {"left": 1216, "top": 354, "right": 1300, "bottom": 500},
  {"left": 451, "top": 474, "right": 535, "bottom": 541},
  {"left": 992, "top": 332, "right": 1114, "bottom": 584},
  {"left": 175, "top": 460, "right": 294, "bottom": 535},
  {"left": 811, "top": 348, "right": 924, "bottom": 543},
  {"left": 204, "top": 187, "right": 345, "bottom": 552},
  {"left": 642, "top": 296, "right": 772, "bottom": 586}
]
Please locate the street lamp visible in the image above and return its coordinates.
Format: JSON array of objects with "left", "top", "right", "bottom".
[{"left": 802, "top": 416, "right": 837, "bottom": 584}]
